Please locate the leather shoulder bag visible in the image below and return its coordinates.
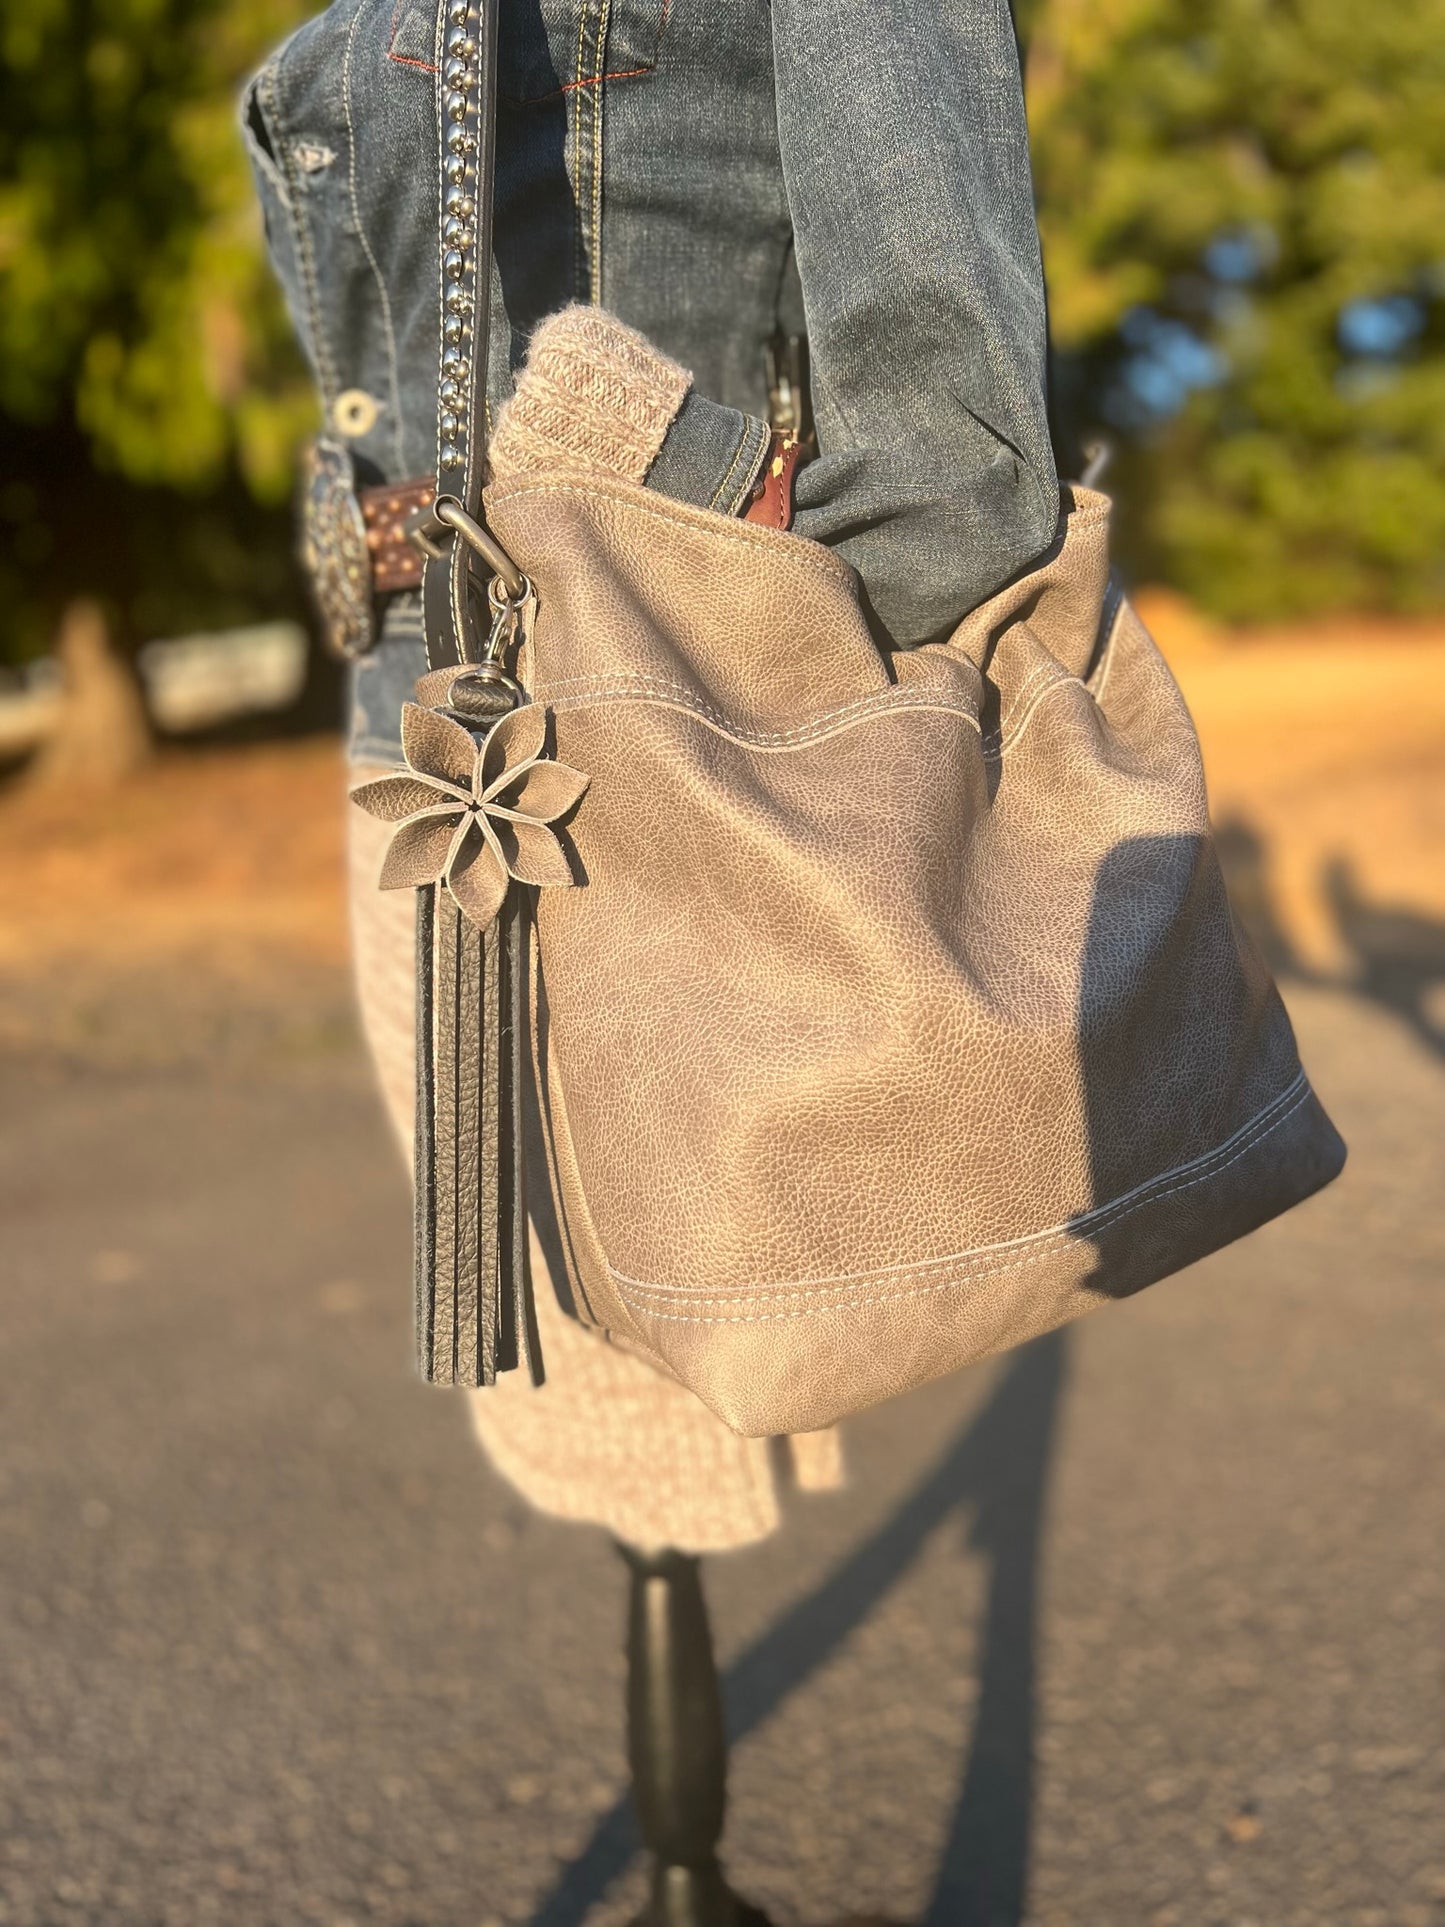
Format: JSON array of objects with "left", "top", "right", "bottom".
[{"left": 353, "top": 0, "right": 1346, "bottom": 1435}]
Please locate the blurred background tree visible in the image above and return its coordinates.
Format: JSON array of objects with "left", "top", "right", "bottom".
[
  {"left": 1020, "top": 0, "right": 1445, "bottom": 617},
  {"left": 0, "top": 0, "right": 314, "bottom": 669},
  {"left": 1, "top": 0, "right": 1442, "bottom": 677}
]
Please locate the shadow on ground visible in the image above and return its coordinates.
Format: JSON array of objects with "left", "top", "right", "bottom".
[
  {"left": 1216, "top": 815, "right": 1445, "bottom": 1060},
  {"left": 532, "top": 1334, "right": 1069, "bottom": 1927},
  {"left": 540, "top": 811, "right": 1445, "bottom": 1927}
]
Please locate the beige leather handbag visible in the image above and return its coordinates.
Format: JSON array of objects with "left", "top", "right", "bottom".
[
  {"left": 354, "top": 3, "right": 1345, "bottom": 1435},
  {"left": 480, "top": 469, "right": 1345, "bottom": 1434}
]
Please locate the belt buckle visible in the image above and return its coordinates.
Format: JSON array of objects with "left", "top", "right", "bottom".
[{"left": 299, "top": 435, "right": 376, "bottom": 660}]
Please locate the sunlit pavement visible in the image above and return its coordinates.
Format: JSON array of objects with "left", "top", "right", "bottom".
[{"left": 2, "top": 974, "right": 1442, "bottom": 1927}]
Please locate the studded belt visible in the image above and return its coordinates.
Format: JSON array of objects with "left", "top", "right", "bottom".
[{"left": 299, "top": 440, "right": 435, "bottom": 658}]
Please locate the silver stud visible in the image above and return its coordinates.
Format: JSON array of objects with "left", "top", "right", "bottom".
[
  {"left": 448, "top": 0, "right": 469, "bottom": 21},
  {"left": 447, "top": 30, "right": 477, "bottom": 56},
  {"left": 443, "top": 317, "right": 465, "bottom": 345},
  {"left": 441, "top": 443, "right": 463, "bottom": 467},
  {"left": 441, "top": 378, "right": 463, "bottom": 404},
  {"left": 440, "top": 411, "right": 461, "bottom": 439},
  {"left": 444, "top": 216, "right": 473, "bottom": 246},
  {"left": 446, "top": 91, "right": 468, "bottom": 121},
  {"left": 445, "top": 288, "right": 468, "bottom": 314},
  {"left": 445, "top": 58, "right": 474, "bottom": 85},
  {"left": 446, "top": 125, "right": 468, "bottom": 155},
  {"left": 443, "top": 349, "right": 467, "bottom": 377},
  {"left": 445, "top": 189, "right": 476, "bottom": 219},
  {"left": 444, "top": 248, "right": 466, "bottom": 280}
]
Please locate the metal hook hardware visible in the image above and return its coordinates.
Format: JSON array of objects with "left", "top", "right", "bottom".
[
  {"left": 404, "top": 494, "right": 527, "bottom": 601},
  {"left": 479, "top": 569, "right": 533, "bottom": 672}
]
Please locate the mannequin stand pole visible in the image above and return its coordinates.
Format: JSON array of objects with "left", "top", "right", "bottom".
[{"left": 618, "top": 1544, "right": 771, "bottom": 1927}]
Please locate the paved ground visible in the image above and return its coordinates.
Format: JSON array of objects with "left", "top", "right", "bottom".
[{"left": 2, "top": 930, "right": 1443, "bottom": 1927}]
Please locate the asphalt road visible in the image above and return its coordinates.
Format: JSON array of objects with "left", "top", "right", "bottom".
[{"left": 2, "top": 970, "right": 1442, "bottom": 1927}]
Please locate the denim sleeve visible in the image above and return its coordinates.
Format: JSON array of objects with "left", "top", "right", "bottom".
[
  {"left": 768, "top": 0, "right": 1059, "bottom": 646},
  {"left": 646, "top": 390, "right": 774, "bottom": 517}
]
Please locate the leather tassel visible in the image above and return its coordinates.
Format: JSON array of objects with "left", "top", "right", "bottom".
[
  {"left": 456, "top": 900, "right": 487, "bottom": 1384},
  {"left": 474, "top": 904, "right": 501, "bottom": 1385},
  {"left": 413, "top": 874, "right": 541, "bottom": 1388},
  {"left": 492, "top": 901, "right": 519, "bottom": 1377},
  {"left": 414, "top": 881, "right": 437, "bottom": 1378},
  {"left": 348, "top": 0, "right": 568, "bottom": 1399},
  {"left": 496, "top": 896, "right": 544, "bottom": 1384},
  {"left": 356, "top": 693, "right": 585, "bottom": 1392},
  {"left": 429, "top": 887, "right": 460, "bottom": 1380}
]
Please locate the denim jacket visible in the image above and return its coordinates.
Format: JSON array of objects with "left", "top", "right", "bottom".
[{"left": 244, "top": 0, "right": 1057, "bottom": 755}]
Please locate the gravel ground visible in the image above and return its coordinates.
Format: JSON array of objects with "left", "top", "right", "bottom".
[{"left": 1, "top": 966, "right": 1442, "bottom": 1927}]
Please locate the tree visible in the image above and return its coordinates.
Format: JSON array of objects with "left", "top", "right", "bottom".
[
  {"left": 2, "top": 0, "right": 1440, "bottom": 649},
  {"left": 1022, "top": 0, "right": 1445, "bottom": 617},
  {"left": 0, "top": 0, "right": 315, "bottom": 665}
]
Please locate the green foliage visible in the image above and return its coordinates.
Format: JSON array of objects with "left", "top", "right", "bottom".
[
  {"left": 0, "top": 0, "right": 1440, "bottom": 659},
  {"left": 0, "top": 0, "right": 313, "bottom": 489},
  {"left": 1025, "top": 0, "right": 1445, "bottom": 616},
  {"left": 0, "top": 0, "right": 315, "bottom": 659}
]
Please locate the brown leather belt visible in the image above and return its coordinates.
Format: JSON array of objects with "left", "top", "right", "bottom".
[
  {"left": 341, "top": 435, "right": 809, "bottom": 659},
  {"left": 359, "top": 475, "right": 434, "bottom": 595},
  {"left": 742, "top": 432, "right": 803, "bottom": 532},
  {"left": 360, "top": 437, "right": 798, "bottom": 597}
]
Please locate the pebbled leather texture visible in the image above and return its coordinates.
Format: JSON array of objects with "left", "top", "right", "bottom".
[
  {"left": 348, "top": 791, "right": 845, "bottom": 1550},
  {"left": 480, "top": 474, "right": 1347, "bottom": 1437}
]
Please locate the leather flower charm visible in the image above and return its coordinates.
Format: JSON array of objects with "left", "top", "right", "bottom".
[{"left": 351, "top": 701, "right": 589, "bottom": 928}]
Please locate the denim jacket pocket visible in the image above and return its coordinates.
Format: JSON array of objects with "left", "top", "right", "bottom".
[
  {"left": 384, "top": 1, "right": 438, "bottom": 70},
  {"left": 498, "top": 0, "right": 669, "bottom": 104},
  {"left": 241, "top": 67, "right": 291, "bottom": 206},
  {"left": 241, "top": 59, "right": 334, "bottom": 400}
]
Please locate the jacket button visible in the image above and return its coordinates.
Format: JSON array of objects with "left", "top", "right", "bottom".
[{"left": 332, "top": 389, "right": 379, "bottom": 437}]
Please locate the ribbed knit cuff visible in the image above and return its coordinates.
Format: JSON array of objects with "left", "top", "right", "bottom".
[{"left": 489, "top": 304, "right": 692, "bottom": 486}]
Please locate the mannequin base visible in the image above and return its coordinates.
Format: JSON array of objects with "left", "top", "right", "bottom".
[{"left": 630, "top": 1859, "right": 772, "bottom": 1927}]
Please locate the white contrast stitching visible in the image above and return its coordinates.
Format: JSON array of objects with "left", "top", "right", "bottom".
[
  {"left": 489, "top": 478, "right": 856, "bottom": 580},
  {"left": 343, "top": 1, "right": 405, "bottom": 472},
  {"left": 606, "top": 1075, "right": 1313, "bottom": 1321},
  {"left": 705, "top": 417, "right": 754, "bottom": 513},
  {"left": 1090, "top": 602, "right": 1124, "bottom": 708},
  {"left": 718, "top": 418, "right": 772, "bottom": 515},
  {"left": 539, "top": 670, "right": 961, "bottom": 726},
  {"left": 431, "top": 0, "right": 446, "bottom": 469},
  {"left": 589, "top": 0, "right": 609, "bottom": 306},
  {"left": 263, "top": 63, "right": 338, "bottom": 404},
  {"left": 615, "top": 1072, "right": 1307, "bottom": 1301},
  {"left": 992, "top": 658, "right": 1058, "bottom": 740},
  {"left": 995, "top": 671, "right": 1088, "bottom": 756},
  {"left": 539, "top": 678, "right": 983, "bottom": 750}
]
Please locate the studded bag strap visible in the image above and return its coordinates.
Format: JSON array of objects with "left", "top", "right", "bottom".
[
  {"left": 418, "top": 0, "right": 517, "bottom": 671},
  {"left": 381, "top": 0, "right": 542, "bottom": 1391}
]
